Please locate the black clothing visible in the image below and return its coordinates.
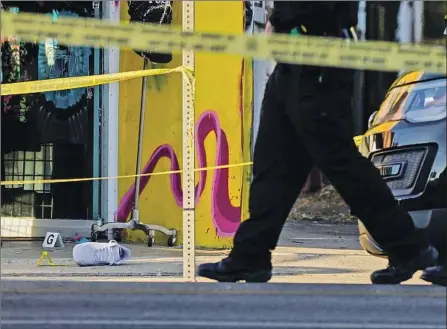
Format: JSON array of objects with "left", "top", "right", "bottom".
[
  {"left": 227, "top": 1, "right": 431, "bottom": 268},
  {"left": 370, "top": 246, "right": 438, "bottom": 284},
  {"left": 198, "top": 244, "right": 438, "bottom": 284},
  {"left": 198, "top": 257, "right": 272, "bottom": 283},
  {"left": 197, "top": 0, "right": 439, "bottom": 284},
  {"left": 421, "top": 265, "right": 447, "bottom": 286},
  {"left": 269, "top": 1, "right": 358, "bottom": 35},
  {"left": 229, "top": 64, "right": 430, "bottom": 268}
]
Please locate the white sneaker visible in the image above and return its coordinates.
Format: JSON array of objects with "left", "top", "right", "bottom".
[{"left": 72, "top": 240, "right": 131, "bottom": 266}]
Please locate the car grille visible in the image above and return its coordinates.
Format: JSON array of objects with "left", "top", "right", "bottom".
[{"left": 371, "top": 148, "right": 427, "bottom": 190}]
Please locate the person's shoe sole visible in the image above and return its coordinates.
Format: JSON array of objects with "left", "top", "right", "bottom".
[{"left": 198, "top": 269, "right": 272, "bottom": 283}]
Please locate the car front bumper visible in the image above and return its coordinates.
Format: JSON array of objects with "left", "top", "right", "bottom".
[{"left": 358, "top": 208, "right": 447, "bottom": 259}]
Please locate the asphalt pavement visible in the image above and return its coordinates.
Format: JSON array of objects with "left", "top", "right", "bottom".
[{"left": 1, "top": 280, "right": 446, "bottom": 329}]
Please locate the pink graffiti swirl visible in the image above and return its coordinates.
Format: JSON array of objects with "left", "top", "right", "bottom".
[{"left": 116, "top": 110, "right": 242, "bottom": 237}]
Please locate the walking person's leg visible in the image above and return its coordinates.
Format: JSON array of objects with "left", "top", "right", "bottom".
[
  {"left": 286, "top": 66, "right": 438, "bottom": 284},
  {"left": 198, "top": 65, "right": 313, "bottom": 282}
]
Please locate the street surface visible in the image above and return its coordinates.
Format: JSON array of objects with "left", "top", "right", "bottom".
[
  {"left": 1, "top": 280, "right": 446, "bottom": 329},
  {"left": 2, "top": 221, "right": 445, "bottom": 329}
]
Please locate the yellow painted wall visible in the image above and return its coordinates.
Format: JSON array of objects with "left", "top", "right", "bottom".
[{"left": 117, "top": 1, "right": 252, "bottom": 248}]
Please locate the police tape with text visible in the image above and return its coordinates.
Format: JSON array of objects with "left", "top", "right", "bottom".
[
  {"left": 1, "top": 66, "right": 193, "bottom": 96},
  {"left": 1, "top": 11, "right": 445, "bottom": 73}
]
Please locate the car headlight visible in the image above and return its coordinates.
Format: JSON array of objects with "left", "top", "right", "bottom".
[{"left": 404, "top": 105, "right": 446, "bottom": 123}]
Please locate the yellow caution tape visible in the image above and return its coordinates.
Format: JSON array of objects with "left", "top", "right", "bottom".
[
  {"left": 1, "top": 162, "right": 254, "bottom": 186},
  {"left": 1, "top": 132, "right": 364, "bottom": 186},
  {"left": 1, "top": 66, "right": 194, "bottom": 96},
  {"left": 2, "top": 11, "right": 446, "bottom": 73}
]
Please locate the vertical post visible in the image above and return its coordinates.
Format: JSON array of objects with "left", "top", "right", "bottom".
[
  {"left": 101, "top": 1, "right": 120, "bottom": 240},
  {"left": 397, "top": 1, "right": 413, "bottom": 44},
  {"left": 352, "top": 1, "right": 367, "bottom": 135},
  {"left": 251, "top": 1, "right": 266, "bottom": 158},
  {"left": 182, "top": 0, "right": 196, "bottom": 282},
  {"left": 251, "top": 1, "right": 275, "bottom": 159},
  {"left": 92, "top": 1, "right": 101, "bottom": 219},
  {"left": 413, "top": 1, "right": 424, "bottom": 43}
]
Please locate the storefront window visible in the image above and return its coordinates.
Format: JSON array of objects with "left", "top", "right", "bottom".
[{"left": 1, "top": 1, "right": 98, "bottom": 219}]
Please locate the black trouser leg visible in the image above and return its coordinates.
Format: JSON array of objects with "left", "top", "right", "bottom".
[
  {"left": 283, "top": 66, "right": 428, "bottom": 259},
  {"left": 230, "top": 67, "right": 313, "bottom": 268}
]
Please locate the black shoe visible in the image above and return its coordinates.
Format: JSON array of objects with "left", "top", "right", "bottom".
[
  {"left": 198, "top": 257, "right": 272, "bottom": 283},
  {"left": 371, "top": 245, "right": 439, "bottom": 285},
  {"left": 420, "top": 265, "right": 447, "bottom": 287}
]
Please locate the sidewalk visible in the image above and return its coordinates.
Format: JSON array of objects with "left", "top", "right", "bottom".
[{"left": 0, "top": 221, "right": 428, "bottom": 284}]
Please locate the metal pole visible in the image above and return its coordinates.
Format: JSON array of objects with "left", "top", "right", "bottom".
[
  {"left": 182, "top": 0, "right": 196, "bottom": 282},
  {"left": 353, "top": 1, "right": 367, "bottom": 135},
  {"left": 413, "top": 1, "right": 424, "bottom": 44},
  {"left": 251, "top": 1, "right": 266, "bottom": 158},
  {"left": 92, "top": 1, "right": 101, "bottom": 220},
  {"left": 133, "top": 59, "right": 149, "bottom": 218},
  {"left": 101, "top": 1, "right": 120, "bottom": 240}
]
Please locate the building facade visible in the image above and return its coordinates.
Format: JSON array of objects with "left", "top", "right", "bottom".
[{"left": 2, "top": 1, "right": 444, "bottom": 246}]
